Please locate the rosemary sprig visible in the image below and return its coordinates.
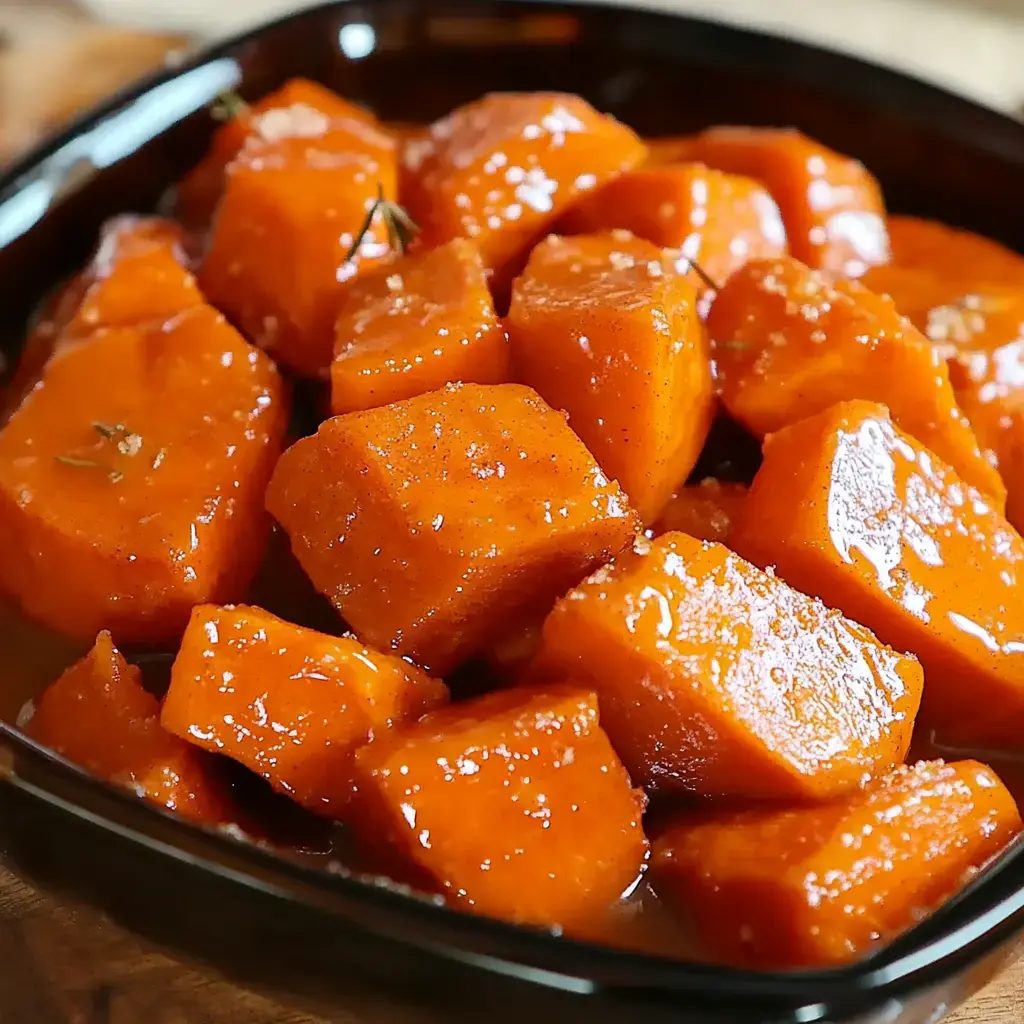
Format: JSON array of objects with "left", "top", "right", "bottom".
[
  {"left": 54, "top": 422, "right": 147, "bottom": 483},
  {"left": 211, "top": 90, "right": 249, "bottom": 123},
  {"left": 681, "top": 256, "right": 722, "bottom": 294},
  {"left": 343, "top": 184, "right": 419, "bottom": 264}
]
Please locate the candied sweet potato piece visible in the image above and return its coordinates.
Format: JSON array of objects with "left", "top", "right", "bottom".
[
  {"left": 862, "top": 267, "right": 1024, "bottom": 457},
  {"left": 536, "top": 532, "right": 923, "bottom": 797},
  {"left": 177, "top": 78, "right": 382, "bottom": 229},
  {"left": 652, "top": 478, "right": 748, "bottom": 543},
  {"left": 558, "top": 164, "right": 787, "bottom": 305},
  {"left": 0, "top": 305, "right": 288, "bottom": 645},
  {"left": 401, "top": 92, "right": 646, "bottom": 285},
  {"left": 1005, "top": 414, "right": 1024, "bottom": 536},
  {"left": 643, "top": 135, "right": 699, "bottom": 168},
  {"left": 732, "top": 400, "right": 1024, "bottom": 750},
  {"left": 330, "top": 238, "right": 510, "bottom": 415},
  {"left": 64, "top": 215, "right": 202, "bottom": 336},
  {"left": 353, "top": 685, "right": 648, "bottom": 928},
  {"left": 678, "top": 127, "right": 889, "bottom": 276},
  {"left": 653, "top": 759, "right": 1021, "bottom": 969},
  {"left": 507, "top": 233, "right": 714, "bottom": 524},
  {"left": 885, "top": 215, "right": 1024, "bottom": 290},
  {"left": 266, "top": 382, "right": 639, "bottom": 674},
  {"left": 200, "top": 129, "right": 398, "bottom": 378},
  {"left": 5, "top": 218, "right": 200, "bottom": 415},
  {"left": 27, "top": 632, "right": 229, "bottom": 824},
  {"left": 162, "top": 604, "right": 448, "bottom": 817},
  {"left": 708, "top": 256, "right": 1005, "bottom": 504}
]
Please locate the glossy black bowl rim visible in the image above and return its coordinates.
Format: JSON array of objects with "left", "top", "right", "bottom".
[{"left": 2, "top": 0, "right": 1024, "bottom": 1012}]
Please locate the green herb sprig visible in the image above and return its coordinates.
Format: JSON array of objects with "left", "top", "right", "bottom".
[{"left": 343, "top": 184, "right": 419, "bottom": 264}]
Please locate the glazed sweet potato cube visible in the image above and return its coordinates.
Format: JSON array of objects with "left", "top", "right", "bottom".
[
  {"left": 732, "top": 400, "right": 1024, "bottom": 750},
  {"left": 353, "top": 685, "right": 648, "bottom": 928},
  {"left": 162, "top": 604, "right": 449, "bottom": 818},
  {"left": 1005, "top": 414, "right": 1024, "bottom": 536},
  {"left": 558, "top": 164, "right": 787, "bottom": 307},
  {"left": 64, "top": 215, "right": 202, "bottom": 335},
  {"left": 201, "top": 130, "right": 398, "bottom": 378},
  {"left": 679, "top": 126, "right": 889, "bottom": 276},
  {"left": 643, "top": 135, "right": 699, "bottom": 168},
  {"left": 885, "top": 215, "right": 1024, "bottom": 290},
  {"left": 506, "top": 233, "right": 715, "bottom": 524},
  {"left": 536, "top": 532, "right": 923, "bottom": 797},
  {"left": 4, "top": 218, "right": 201, "bottom": 415},
  {"left": 708, "top": 256, "right": 1005, "bottom": 504},
  {"left": 652, "top": 478, "right": 748, "bottom": 543},
  {"left": 0, "top": 305, "right": 288, "bottom": 645},
  {"left": 863, "top": 267, "right": 1024, "bottom": 456},
  {"left": 652, "top": 759, "right": 1021, "bottom": 969},
  {"left": 330, "top": 238, "right": 510, "bottom": 415},
  {"left": 27, "top": 632, "right": 230, "bottom": 824},
  {"left": 177, "top": 78, "right": 382, "bottom": 228},
  {"left": 266, "top": 382, "right": 639, "bottom": 674},
  {"left": 401, "top": 92, "right": 646, "bottom": 286}
]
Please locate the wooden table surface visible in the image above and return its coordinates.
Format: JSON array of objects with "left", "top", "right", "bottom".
[{"left": 0, "top": 2, "right": 1022, "bottom": 1021}]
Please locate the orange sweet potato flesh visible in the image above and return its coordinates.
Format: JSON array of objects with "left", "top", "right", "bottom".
[
  {"left": 0, "top": 305, "right": 288, "bottom": 645},
  {"left": 860, "top": 268, "right": 1024, "bottom": 458},
  {"left": 162, "top": 603, "right": 448, "bottom": 818},
  {"left": 506, "top": 232, "right": 714, "bottom": 524},
  {"left": 885, "top": 215, "right": 1024, "bottom": 289},
  {"left": 353, "top": 685, "right": 648, "bottom": 928},
  {"left": 27, "top": 632, "right": 230, "bottom": 824},
  {"left": 266, "top": 382, "right": 639, "bottom": 675},
  {"left": 177, "top": 78, "right": 381, "bottom": 229},
  {"left": 330, "top": 238, "right": 510, "bottom": 415},
  {"left": 5, "top": 217, "right": 201, "bottom": 416},
  {"left": 558, "top": 164, "right": 787, "bottom": 307},
  {"left": 652, "top": 478, "right": 748, "bottom": 543},
  {"left": 401, "top": 93, "right": 647, "bottom": 286},
  {"left": 200, "top": 128, "right": 398, "bottom": 378},
  {"left": 1005, "top": 414, "right": 1024, "bottom": 535},
  {"left": 536, "top": 531, "right": 923, "bottom": 798},
  {"left": 652, "top": 758, "right": 1021, "bottom": 969},
  {"left": 674, "top": 127, "right": 889, "bottom": 277},
  {"left": 708, "top": 256, "right": 1005, "bottom": 505},
  {"left": 732, "top": 400, "right": 1024, "bottom": 751}
]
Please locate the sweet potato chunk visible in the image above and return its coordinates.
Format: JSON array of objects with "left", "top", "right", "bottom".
[
  {"left": 732, "top": 400, "right": 1024, "bottom": 750},
  {"left": 401, "top": 92, "right": 646, "bottom": 285},
  {"left": 162, "top": 604, "right": 448, "bottom": 818},
  {"left": 863, "top": 268, "right": 1024, "bottom": 458},
  {"left": 353, "top": 686, "right": 648, "bottom": 928},
  {"left": 27, "top": 632, "right": 229, "bottom": 824},
  {"left": 266, "top": 382, "right": 639, "bottom": 674},
  {"left": 708, "top": 256, "right": 1005, "bottom": 504},
  {"left": 63, "top": 215, "right": 202, "bottom": 336},
  {"left": 536, "top": 532, "right": 923, "bottom": 797},
  {"left": 653, "top": 759, "right": 1021, "bottom": 969},
  {"left": 506, "top": 233, "right": 714, "bottom": 523},
  {"left": 5, "top": 218, "right": 201, "bottom": 415},
  {"left": 330, "top": 238, "right": 510, "bottom": 414},
  {"left": 677, "top": 127, "right": 889, "bottom": 276},
  {"left": 0, "top": 305, "right": 288, "bottom": 645},
  {"left": 652, "top": 478, "right": 748, "bottom": 543},
  {"left": 885, "top": 215, "right": 1024, "bottom": 290},
  {"left": 1005, "top": 414, "right": 1024, "bottom": 536},
  {"left": 558, "top": 164, "right": 787, "bottom": 306},
  {"left": 177, "top": 78, "right": 381, "bottom": 228},
  {"left": 200, "top": 128, "right": 398, "bottom": 378}
]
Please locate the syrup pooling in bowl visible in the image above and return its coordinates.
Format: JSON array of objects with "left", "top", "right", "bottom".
[{"left": 3, "top": 81, "right": 1024, "bottom": 971}]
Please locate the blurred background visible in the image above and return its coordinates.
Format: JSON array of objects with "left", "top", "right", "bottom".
[{"left": 1, "top": 0, "right": 1023, "bottom": 169}]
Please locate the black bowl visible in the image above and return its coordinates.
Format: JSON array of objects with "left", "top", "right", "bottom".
[{"left": 1, "top": 3, "right": 1023, "bottom": 1021}]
